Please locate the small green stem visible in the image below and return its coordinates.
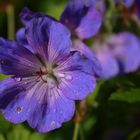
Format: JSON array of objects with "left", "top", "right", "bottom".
[
  {"left": 72, "top": 123, "right": 80, "bottom": 140},
  {"left": 6, "top": 4, "right": 15, "bottom": 40},
  {"left": 80, "top": 127, "right": 85, "bottom": 140}
]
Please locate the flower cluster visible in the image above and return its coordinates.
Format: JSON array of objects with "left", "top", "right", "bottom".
[
  {"left": 0, "top": 0, "right": 102, "bottom": 133},
  {"left": 92, "top": 32, "right": 140, "bottom": 79}
]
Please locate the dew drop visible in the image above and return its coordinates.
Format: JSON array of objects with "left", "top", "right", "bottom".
[
  {"left": 65, "top": 75, "right": 73, "bottom": 81},
  {"left": 58, "top": 73, "right": 65, "bottom": 78},
  {"left": 0, "top": 59, "right": 8, "bottom": 65},
  {"left": 51, "top": 121, "right": 55, "bottom": 128},
  {"left": 16, "top": 106, "right": 22, "bottom": 114},
  {"left": 14, "top": 77, "right": 22, "bottom": 82}
]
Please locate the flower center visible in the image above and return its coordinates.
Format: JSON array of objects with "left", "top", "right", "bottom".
[{"left": 37, "top": 66, "right": 58, "bottom": 89}]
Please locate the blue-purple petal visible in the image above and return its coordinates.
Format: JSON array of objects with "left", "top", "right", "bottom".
[
  {"left": 61, "top": 0, "right": 102, "bottom": 39},
  {"left": 0, "top": 38, "right": 41, "bottom": 76},
  {"left": 108, "top": 32, "right": 140, "bottom": 73},
  {"left": 72, "top": 40, "right": 102, "bottom": 77},
  {"left": 55, "top": 51, "right": 96, "bottom": 100},
  {"left": 0, "top": 77, "right": 38, "bottom": 124},
  {"left": 27, "top": 84, "right": 75, "bottom": 133},
  {"left": 19, "top": 7, "right": 45, "bottom": 26},
  {"left": 75, "top": 7, "right": 102, "bottom": 39},
  {"left": 26, "top": 17, "right": 71, "bottom": 64},
  {"left": 20, "top": 7, "right": 56, "bottom": 26},
  {"left": 93, "top": 46, "right": 119, "bottom": 79},
  {"left": 16, "top": 28, "right": 34, "bottom": 52}
]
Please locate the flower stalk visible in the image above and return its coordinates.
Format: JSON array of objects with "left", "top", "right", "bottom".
[{"left": 6, "top": 4, "right": 15, "bottom": 40}]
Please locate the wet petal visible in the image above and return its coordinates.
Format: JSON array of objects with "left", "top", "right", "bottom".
[
  {"left": 0, "top": 38, "right": 41, "bottom": 76},
  {"left": 26, "top": 17, "right": 71, "bottom": 64},
  {"left": 61, "top": 0, "right": 102, "bottom": 39},
  {"left": 55, "top": 51, "right": 96, "bottom": 100},
  {"left": 27, "top": 84, "right": 75, "bottom": 133},
  {"left": 59, "top": 71, "right": 96, "bottom": 100},
  {"left": 0, "top": 77, "right": 38, "bottom": 124}
]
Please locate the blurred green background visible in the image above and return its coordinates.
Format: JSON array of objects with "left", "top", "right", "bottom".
[{"left": 0, "top": 0, "right": 140, "bottom": 140}]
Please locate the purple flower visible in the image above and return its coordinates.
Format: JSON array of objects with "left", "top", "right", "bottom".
[
  {"left": 92, "top": 44, "right": 119, "bottom": 79},
  {"left": 0, "top": 15, "right": 99, "bottom": 132},
  {"left": 72, "top": 40, "right": 102, "bottom": 77},
  {"left": 108, "top": 32, "right": 140, "bottom": 73},
  {"left": 60, "top": 0, "right": 102, "bottom": 40}
]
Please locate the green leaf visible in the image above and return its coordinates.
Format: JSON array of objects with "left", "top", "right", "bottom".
[
  {"left": 7, "top": 125, "right": 30, "bottom": 140},
  {"left": 0, "top": 134, "right": 5, "bottom": 140},
  {"left": 109, "top": 88, "right": 140, "bottom": 103},
  {"left": 0, "top": 114, "right": 12, "bottom": 133},
  {"left": 29, "top": 133, "right": 45, "bottom": 140}
]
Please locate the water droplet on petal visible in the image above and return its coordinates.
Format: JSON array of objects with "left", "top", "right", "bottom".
[
  {"left": 65, "top": 75, "right": 73, "bottom": 81},
  {"left": 58, "top": 73, "right": 65, "bottom": 78},
  {"left": 51, "top": 121, "right": 55, "bottom": 128},
  {"left": 16, "top": 106, "right": 22, "bottom": 114},
  {"left": 0, "top": 59, "right": 8, "bottom": 65},
  {"left": 14, "top": 77, "right": 22, "bottom": 82}
]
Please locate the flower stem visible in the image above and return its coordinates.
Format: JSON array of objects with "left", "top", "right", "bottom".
[
  {"left": 72, "top": 123, "right": 80, "bottom": 140},
  {"left": 6, "top": 4, "right": 15, "bottom": 40}
]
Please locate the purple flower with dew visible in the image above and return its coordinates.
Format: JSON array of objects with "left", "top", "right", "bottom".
[
  {"left": 0, "top": 12, "right": 99, "bottom": 132},
  {"left": 72, "top": 39, "right": 102, "bottom": 77},
  {"left": 107, "top": 32, "right": 140, "bottom": 73},
  {"left": 60, "top": 0, "right": 102, "bottom": 40},
  {"left": 115, "top": 0, "right": 134, "bottom": 7},
  {"left": 92, "top": 44, "right": 119, "bottom": 80}
]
